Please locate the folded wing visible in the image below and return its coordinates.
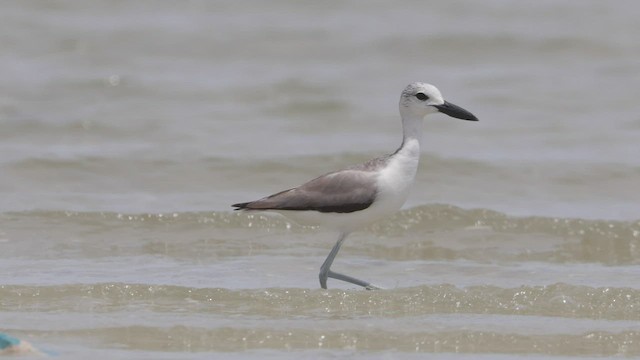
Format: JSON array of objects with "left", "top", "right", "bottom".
[{"left": 232, "top": 169, "right": 378, "bottom": 213}]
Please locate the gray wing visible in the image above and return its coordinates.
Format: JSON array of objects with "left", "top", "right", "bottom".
[{"left": 232, "top": 169, "right": 378, "bottom": 213}]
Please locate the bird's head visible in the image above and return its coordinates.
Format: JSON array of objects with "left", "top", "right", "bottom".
[{"left": 399, "top": 82, "right": 478, "bottom": 121}]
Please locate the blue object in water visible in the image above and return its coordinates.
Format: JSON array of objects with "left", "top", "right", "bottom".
[
  {"left": 0, "top": 332, "right": 56, "bottom": 356},
  {"left": 0, "top": 333, "right": 21, "bottom": 349}
]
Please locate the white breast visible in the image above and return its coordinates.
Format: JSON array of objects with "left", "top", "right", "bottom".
[{"left": 371, "top": 138, "right": 421, "bottom": 214}]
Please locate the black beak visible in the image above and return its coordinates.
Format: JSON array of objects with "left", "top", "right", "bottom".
[{"left": 434, "top": 101, "right": 478, "bottom": 121}]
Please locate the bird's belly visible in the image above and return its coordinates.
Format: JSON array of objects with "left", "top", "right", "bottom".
[{"left": 274, "top": 204, "right": 399, "bottom": 233}]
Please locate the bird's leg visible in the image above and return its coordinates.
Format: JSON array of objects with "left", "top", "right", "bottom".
[
  {"left": 319, "top": 233, "right": 380, "bottom": 290},
  {"left": 319, "top": 233, "right": 346, "bottom": 289}
]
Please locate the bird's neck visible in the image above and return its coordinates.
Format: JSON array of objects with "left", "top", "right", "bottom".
[{"left": 397, "top": 114, "right": 423, "bottom": 155}]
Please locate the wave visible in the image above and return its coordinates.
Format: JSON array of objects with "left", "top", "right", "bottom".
[
  {"left": 2, "top": 284, "right": 640, "bottom": 356},
  {"left": 4, "top": 204, "right": 638, "bottom": 233},
  {"left": 3, "top": 204, "right": 638, "bottom": 266},
  {"left": 1, "top": 282, "right": 638, "bottom": 320}
]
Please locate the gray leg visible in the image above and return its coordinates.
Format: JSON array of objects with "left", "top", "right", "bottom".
[{"left": 319, "top": 233, "right": 380, "bottom": 290}]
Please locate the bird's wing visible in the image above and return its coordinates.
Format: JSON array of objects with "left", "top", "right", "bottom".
[{"left": 232, "top": 169, "right": 378, "bottom": 213}]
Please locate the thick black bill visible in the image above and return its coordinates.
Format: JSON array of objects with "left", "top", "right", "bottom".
[{"left": 435, "top": 101, "right": 478, "bottom": 121}]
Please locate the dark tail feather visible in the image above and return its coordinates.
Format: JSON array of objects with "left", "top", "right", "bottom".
[{"left": 232, "top": 202, "right": 251, "bottom": 210}]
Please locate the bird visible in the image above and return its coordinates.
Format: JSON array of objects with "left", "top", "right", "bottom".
[{"left": 232, "top": 82, "right": 478, "bottom": 289}]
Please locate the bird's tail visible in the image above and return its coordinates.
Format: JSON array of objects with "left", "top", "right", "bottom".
[{"left": 231, "top": 202, "right": 251, "bottom": 211}]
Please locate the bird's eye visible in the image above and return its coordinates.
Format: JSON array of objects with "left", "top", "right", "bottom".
[{"left": 415, "top": 93, "right": 429, "bottom": 101}]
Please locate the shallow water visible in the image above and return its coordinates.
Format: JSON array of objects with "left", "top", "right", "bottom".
[
  {"left": 2, "top": 208, "right": 640, "bottom": 358},
  {"left": 1, "top": 0, "right": 640, "bottom": 358}
]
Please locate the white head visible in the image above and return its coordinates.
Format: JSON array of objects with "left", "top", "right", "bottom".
[{"left": 399, "top": 82, "right": 478, "bottom": 121}]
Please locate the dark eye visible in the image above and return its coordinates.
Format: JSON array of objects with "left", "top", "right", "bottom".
[{"left": 415, "top": 93, "right": 429, "bottom": 101}]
